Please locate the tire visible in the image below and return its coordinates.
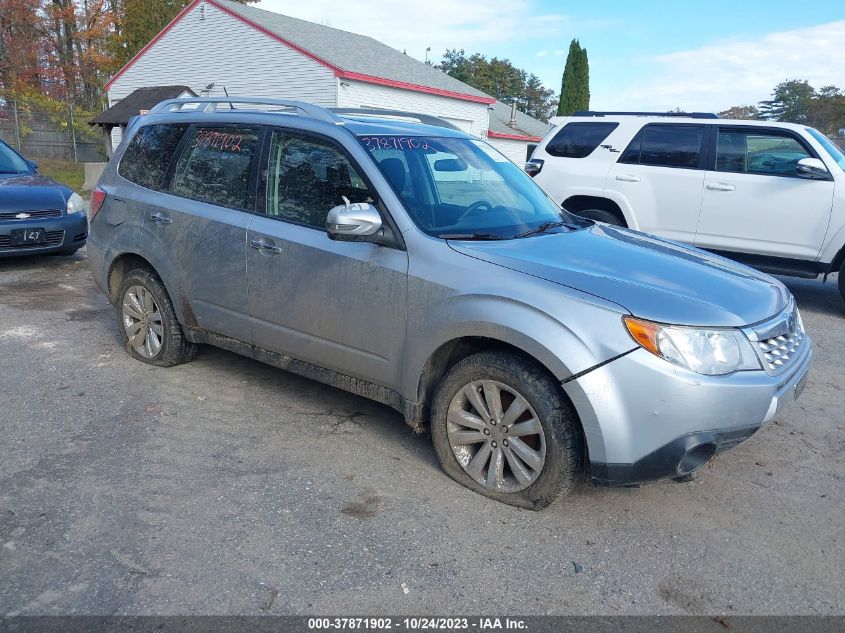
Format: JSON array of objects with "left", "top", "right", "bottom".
[
  {"left": 430, "top": 351, "right": 584, "bottom": 510},
  {"left": 574, "top": 208, "right": 624, "bottom": 226},
  {"left": 115, "top": 269, "right": 197, "bottom": 367},
  {"left": 839, "top": 260, "right": 845, "bottom": 303}
]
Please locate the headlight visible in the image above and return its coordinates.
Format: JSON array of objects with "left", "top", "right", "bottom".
[
  {"left": 624, "top": 316, "right": 761, "bottom": 375},
  {"left": 66, "top": 192, "right": 86, "bottom": 215}
]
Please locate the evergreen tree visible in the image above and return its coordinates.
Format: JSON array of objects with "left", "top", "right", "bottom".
[{"left": 557, "top": 39, "right": 589, "bottom": 116}]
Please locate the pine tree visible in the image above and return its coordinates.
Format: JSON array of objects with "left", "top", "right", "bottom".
[{"left": 557, "top": 39, "right": 590, "bottom": 116}]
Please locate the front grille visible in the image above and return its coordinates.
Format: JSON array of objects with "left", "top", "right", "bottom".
[
  {"left": 745, "top": 302, "right": 805, "bottom": 376},
  {"left": 758, "top": 329, "right": 805, "bottom": 373},
  {"left": 0, "top": 230, "right": 65, "bottom": 248},
  {"left": 0, "top": 209, "right": 62, "bottom": 220}
]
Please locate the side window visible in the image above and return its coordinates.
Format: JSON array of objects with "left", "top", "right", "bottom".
[
  {"left": 266, "top": 130, "right": 374, "bottom": 229},
  {"left": 119, "top": 124, "right": 188, "bottom": 190},
  {"left": 716, "top": 129, "right": 812, "bottom": 176},
  {"left": 544, "top": 122, "right": 618, "bottom": 158},
  {"left": 640, "top": 124, "right": 705, "bottom": 168},
  {"left": 170, "top": 126, "right": 260, "bottom": 210}
]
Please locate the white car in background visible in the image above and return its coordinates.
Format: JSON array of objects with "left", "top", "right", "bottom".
[{"left": 526, "top": 112, "right": 845, "bottom": 301}]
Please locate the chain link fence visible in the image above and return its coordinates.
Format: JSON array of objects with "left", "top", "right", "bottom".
[{"left": 0, "top": 98, "right": 107, "bottom": 163}]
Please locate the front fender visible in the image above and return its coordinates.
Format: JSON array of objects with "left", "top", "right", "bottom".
[{"left": 401, "top": 292, "right": 634, "bottom": 402}]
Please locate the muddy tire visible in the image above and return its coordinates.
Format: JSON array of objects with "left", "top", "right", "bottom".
[
  {"left": 575, "top": 208, "right": 624, "bottom": 226},
  {"left": 430, "top": 351, "right": 583, "bottom": 510},
  {"left": 115, "top": 269, "right": 197, "bottom": 367}
]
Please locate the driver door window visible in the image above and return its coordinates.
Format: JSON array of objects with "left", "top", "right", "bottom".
[
  {"left": 266, "top": 131, "right": 374, "bottom": 229},
  {"left": 716, "top": 129, "right": 812, "bottom": 177}
]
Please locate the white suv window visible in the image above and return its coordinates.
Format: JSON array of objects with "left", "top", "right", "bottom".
[
  {"left": 545, "top": 122, "right": 618, "bottom": 158},
  {"left": 716, "top": 128, "right": 811, "bottom": 177},
  {"left": 619, "top": 124, "right": 706, "bottom": 169}
]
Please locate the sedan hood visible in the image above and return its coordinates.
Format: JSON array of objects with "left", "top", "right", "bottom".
[
  {"left": 0, "top": 172, "right": 69, "bottom": 213},
  {"left": 449, "top": 224, "right": 789, "bottom": 327}
]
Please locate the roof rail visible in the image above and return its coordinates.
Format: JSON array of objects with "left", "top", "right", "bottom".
[
  {"left": 330, "top": 107, "right": 460, "bottom": 131},
  {"left": 572, "top": 110, "right": 720, "bottom": 119},
  {"left": 148, "top": 96, "right": 342, "bottom": 124}
]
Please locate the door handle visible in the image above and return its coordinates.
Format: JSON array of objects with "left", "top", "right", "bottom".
[
  {"left": 706, "top": 182, "right": 735, "bottom": 191},
  {"left": 150, "top": 212, "right": 172, "bottom": 224},
  {"left": 250, "top": 238, "right": 282, "bottom": 254},
  {"left": 616, "top": 174, "right": 640, "bottom": 182}
]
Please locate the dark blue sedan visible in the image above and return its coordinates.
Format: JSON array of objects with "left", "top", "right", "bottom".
[{"left": 0, "top": 139, "right": 88, "bottom": 257}]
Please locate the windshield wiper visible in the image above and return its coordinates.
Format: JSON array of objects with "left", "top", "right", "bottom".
[
  {"left": 438, "top": 232, "right": 509, "bottom": 241},
  {"left": 515, "top": 220, "right": 578, "bottom": 239}
]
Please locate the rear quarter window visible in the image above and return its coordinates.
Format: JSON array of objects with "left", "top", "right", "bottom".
[
  {"left": 544, "top": 122, "right": 618, "bottom": 158},
  {"left": 118, "top": 124, "right": 188, "bottom": 190}
]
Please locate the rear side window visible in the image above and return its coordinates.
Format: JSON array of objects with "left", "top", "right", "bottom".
[
  {"left": 170, "top": 126, "right": 260, "bottom": 210},
  {"left": 119, "top": 124, "right": 188, "bottom": 190},
  {"left": 544, "top": 122, "right": 618, "bottom": 158},
  {"left": 619, "top": 124, "right": 706, "bottom": 169}
]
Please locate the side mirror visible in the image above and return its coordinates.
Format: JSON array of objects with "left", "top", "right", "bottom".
[
  {"left": 26, "top": 159, "right": 38, "bottom": 171},
  {"left": 326, "top": 199, "right": 382, "bottom": 240},
  {"left": 796, "top": 157, "right": 829, "bottom": 179}
]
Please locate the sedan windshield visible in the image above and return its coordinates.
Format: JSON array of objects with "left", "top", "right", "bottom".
[
  {"left": 0, "top": 141, "right": 31, "bottom": 174},
  {"left": 359, "top": 135, "right": 580, "bottom": 239}
]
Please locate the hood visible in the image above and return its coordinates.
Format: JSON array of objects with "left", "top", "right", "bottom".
[
  {"left": 449, "top": 224, "right": 789, "bottom": 327},
  {"left": 0, "top": 172, "right": 70, "bottom": 213}
]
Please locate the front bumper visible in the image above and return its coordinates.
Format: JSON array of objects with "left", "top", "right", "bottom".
[
  {"left": 0, "top": 213, "right": 87, "bottom": 257},
  {"left": 564, "top": 336, "right": 812, "bottom": 487}
]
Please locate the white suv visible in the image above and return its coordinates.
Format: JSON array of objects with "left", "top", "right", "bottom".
[{"left": 526, "top": 112, "right": 845, "bottom": 300}]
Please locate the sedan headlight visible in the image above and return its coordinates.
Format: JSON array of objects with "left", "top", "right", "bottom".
[
  {"left": 624, "top": 316, "right": 761, "bottom": 375},
  {"left": 66, "top": 192, "right": 86, "bottom": 215}
]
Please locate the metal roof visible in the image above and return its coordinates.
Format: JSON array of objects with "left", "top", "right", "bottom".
[
  {"left": 487, "top": 100, "right": 552, "bottom": 141},
  {"left": 211, "top": 0, "right": 493, "bottom": 103}
]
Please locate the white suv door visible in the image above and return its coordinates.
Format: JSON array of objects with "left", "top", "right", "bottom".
[
  {"left": 695, "top": 126, "right": 835, "bottom": 260},
  {"left": 605, "top": 123, "right": 708, "bottom": 243}
]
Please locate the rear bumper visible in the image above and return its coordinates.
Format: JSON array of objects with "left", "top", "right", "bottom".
[
  {"left": 564, "top": 337, "right": 812, "bottom": 487},
  {"left": 0, "top": 213, "right": 87, "bottom": 257}
]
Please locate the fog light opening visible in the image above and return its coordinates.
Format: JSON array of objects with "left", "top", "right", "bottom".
[{"left": 677, "top": 443, "right": 716, "bottom": 476}]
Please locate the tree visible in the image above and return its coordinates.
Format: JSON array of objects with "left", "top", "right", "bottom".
[
  {"left": 557, "top": 39, "right": 589, "bottom": 116},
  {"left": 437, "top": 49, "right": 557, "bottom": 121},
  {"left": 718, "top": 105, "right": 760, "bottom": 120},
  {"left": 0, "top": 0, "right": 42, "bottom": 94},
  {"left": 758, "top": 79, "right": 815, "bottom": 123}
]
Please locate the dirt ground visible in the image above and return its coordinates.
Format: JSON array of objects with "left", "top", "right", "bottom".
[{"left": 0, "top": 251, "right": 842, "bottom": 615}]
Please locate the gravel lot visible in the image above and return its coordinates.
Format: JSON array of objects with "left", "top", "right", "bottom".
[{"left": 0, "top": 250, "right": 843, "bottom": 615}]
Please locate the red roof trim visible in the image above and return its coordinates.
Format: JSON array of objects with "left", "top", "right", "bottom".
[
  {"left": 104, "top": 0, "right": 494, "bottom": 106},
  {"left": 487, "top": 130, "right": 542, "bottom": 142},
  {"left": 337, "top": 71, "right": 495, "bottom": 104},
  {"left": 104, "top": 0, "right": 201, "bottom": 91}
]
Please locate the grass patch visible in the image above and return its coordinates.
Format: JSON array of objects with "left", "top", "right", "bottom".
[{"left": 36, "top": 159, "right": 85, "bottom": 195}]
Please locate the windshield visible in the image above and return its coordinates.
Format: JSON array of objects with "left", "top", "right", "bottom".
[
  {"left": 805, "top": 127, "right": 845, "bottom": 172},
  {"left": 359, "top": 135, "right": 577, "bottom": 239},
  {"left": 0, "top": 141, "right": 31, "bottom": 174}
]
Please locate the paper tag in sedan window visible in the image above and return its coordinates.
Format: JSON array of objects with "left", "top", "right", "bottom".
[{"left": 472, "top": 140, "right": 509, "bottom": 163}]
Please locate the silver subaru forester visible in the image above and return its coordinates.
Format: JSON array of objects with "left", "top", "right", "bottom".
[{"left": 87, "top": 98, "right": 812, "bottom": 509}]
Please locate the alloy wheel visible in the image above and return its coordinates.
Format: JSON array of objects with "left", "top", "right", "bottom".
[
  {"left": 122, "top": 285, "right": 164, "bottom": 359},
  {"left": 447, "top": 380, "right": 546, "bottom": 493}
]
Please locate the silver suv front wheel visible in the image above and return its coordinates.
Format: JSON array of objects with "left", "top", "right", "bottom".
[{"left": 431, "top": 351, "right": 583, "bottom": 510}]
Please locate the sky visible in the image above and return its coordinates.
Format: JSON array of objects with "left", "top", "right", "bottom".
[{"left": 258, "top": 0, "right": 845, "bottom": 113}]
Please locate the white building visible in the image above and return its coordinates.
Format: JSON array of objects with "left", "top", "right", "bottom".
[{"left": 103, "top": 0, "right": 546, "bottom": 162}]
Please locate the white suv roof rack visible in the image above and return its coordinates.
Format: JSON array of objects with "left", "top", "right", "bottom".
[{"left": 572, "top": 110, "right": 720, "bottom": 120}]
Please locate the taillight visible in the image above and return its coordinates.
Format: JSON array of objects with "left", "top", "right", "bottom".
[
  {"left": 524, "top": 159, "right": 544, "bottom": 177},
  {"left": 90, "top": 186, "right": 106, "bottom": 219}
]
